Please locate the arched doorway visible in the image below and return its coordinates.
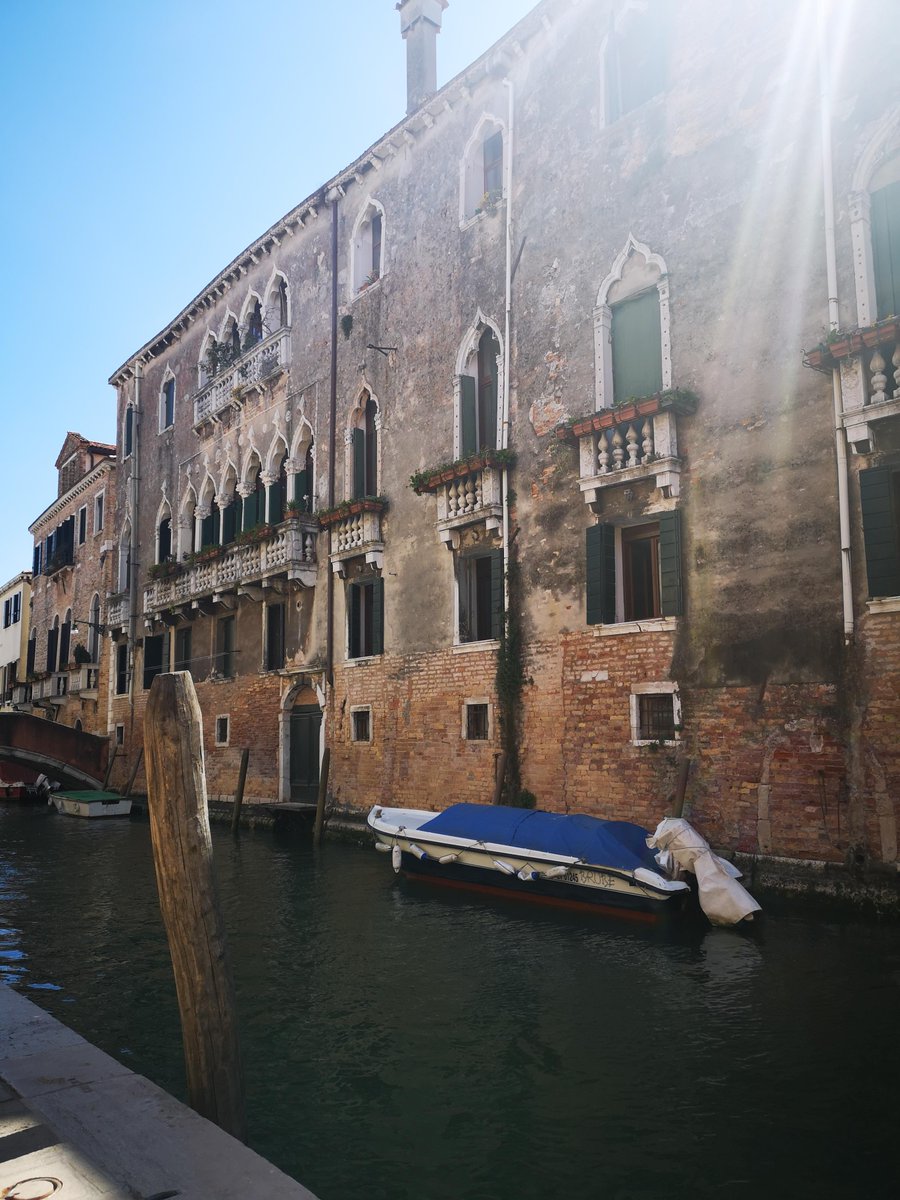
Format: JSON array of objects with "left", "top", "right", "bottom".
[{"left": 288, "top": 687, "right": 321, "bottom": 802}]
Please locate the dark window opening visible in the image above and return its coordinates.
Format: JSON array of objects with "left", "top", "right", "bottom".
[
  {"left": 78, "top": 507, "right": 87, "bottom": 545},
  {"left": 466, "top": 703, "right": 489, "bottom": 741},
  {"left": 222, "top": 499, "right": 237, "bottom": 545},
  {"left": 371, "top": 213, "right": 382, "bottom": 278},
  {"left": 200, "top": 507, "right": 220, "bottom": 549},
  {"left": 158, "top": 517, "right": 172, "bottom": 564},
  {"left": 243, "top": 472, "right": 266, "bottom": 530},
  {"left": 622, "top": 523, "right": 661, "bottom": 621},
  {"left": 268, "top": 455, "right": 288, "bottom": 524},
  {"left": 59, "top": 617, "right": 72, "bottom": 669},
  {"left": 460, "top": 328, "right": 499, "bottom": 456},
  {"left": 26, "top": 635, "right": 36, "bottom": 677},
  {"left": 247, "top": 300, "right": 263, "bottom": 347},
  {"left": 459, "top": 551, "right": 503, "bottom": 643},
  {"left": 292, "top": 442, "right": 315, "bottom": 511},
  {"left": 216, "top": 715, "right": 230, "bottom": 745},
  {"left": 348, "top": 577, "right": 384, "bottom": 659},
  {"left": 266, "top": 604, "right": 285, "bottom": 671},
  {"left": 143, "top": 634, "right": 166, "bottom": 690},
  {"left": 175, "top": 627, "right": 192, "bottom": 675},
  {"left": 277, "top": 277, "right": 289, "bottom": 328},
  {"left": 115, "top": 723, "right": 125, "bottom": 746},
  {"left": 352, "top": 393, "right": 379, "bottom": 500},
  {"left": 229, "top": 321, "right": 241, "bottom": 359},
  {"left": 162, "top": 378, "right": 175, "bottom": 428},
  {"left": 638, "top": 694, "right": 676, "bottom": 742},
  {"left": 95, "top": 493, "right": 104, "bottom": 532},
  {"left": 46, "top": 624, "right": 59, "bottom": 674},
  {"left": 124, "top": 406, "right": 133, "bottom": 457},
  {"left": 483, "top": 130, "right": 503, "bottom": 197},
  {"left": 352, "top": 709, "right": 371, "bottom": 742},
  {"left": 216, "top": 616, "right": 235, "bottom": 678},
  {"left": 115, "top": 642, "right": 128, "bottom": 695}
]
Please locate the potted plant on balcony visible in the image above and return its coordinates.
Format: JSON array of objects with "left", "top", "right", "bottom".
[{"left": 73, "top": 643, "right": 92, "bottom": 666}]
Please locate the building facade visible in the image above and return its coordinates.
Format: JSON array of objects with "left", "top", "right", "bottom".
[
  {"left": 0, "top": 572, "right": 32, "bottom": 707},
  {"left": 28, "top": 434, "right": 117, "bottom": 734},
  {"left": 104, "top": 0, "right": 898, "bottom": 867}
]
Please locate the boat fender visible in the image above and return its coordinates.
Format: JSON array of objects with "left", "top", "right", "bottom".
[
  {"left": 492, "top": 858, "right": 516, "bottom": 875},
  {"left": 542, "top": 865, "right": 569, "bottom": 879},
  {"left": 375, "top": 842, "right": 391, "bottom": 853},
  {"left": 517, "top": 866, "right": 539, "bottom": 881},
  {"left": 438, "top": 853, "right": 459, "bottom": 864},
  {"left": 409, "top": 843, "right": 429, "bottom": 861},
  {"left": 391, "top": 844, "right": 402, "bottom": 873}
]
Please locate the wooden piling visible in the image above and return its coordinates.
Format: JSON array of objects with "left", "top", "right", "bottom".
[
  {"left": 123, "top": 747, "right": 143, "bottom": 797},
  {"left": 144, "top": 672, "right": 246, "bottom": 1142},
  {"left": 491, "top": 751, "right": 508, "bottom": 807},
  {"left": 670, "top": 758, "right": 692, "bottom": 818},
  {"left": 231, "top": 748, "right": 250, "bottom": 835},
  {"left": 102, "top": 744, "right": 119, "bottom": 791},
  {"left": 313, "top": 746, "right": 331, "bottom": 847}
]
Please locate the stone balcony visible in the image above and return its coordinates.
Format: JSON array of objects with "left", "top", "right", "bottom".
[
  {"left": 106, "top": 593, "right": 129, "bottom": 631},
  {"left": 556, "top": 391, "right": 698, "bottom": 509},
  {"left": 192, "top": 327, "right": 291, "bottom": 431},
  {"left": 144, "top": 517, "right": 318, "bottom": 615},
  {"left": 319, "top": 500, "right": 386, "bottom": 575},
  {"left": 805, "top": 318, "right": 900, "bottom": 453},
  {"left": 68, "top": 664, "right": 100, "bottom": 696},
  {"left": 410, "top": 453, "right": 509, "bottom": 549},
  {"left": 33, "top": 673, "right": 68, "bottom": 704}
]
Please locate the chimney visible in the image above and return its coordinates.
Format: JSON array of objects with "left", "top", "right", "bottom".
[{"left": 398, "top": 0, "right": 449, "bottom": 115}]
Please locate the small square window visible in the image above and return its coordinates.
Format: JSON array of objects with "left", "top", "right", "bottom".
[
  {"left": 630, "top": 684, "right": 680, "bottom": 745},
  {"left": 351, "top": 707, "right": 371, "bottom": 743},
  {"left": 215, "top": 715, "right": 230, "bottom": 746},
  {"left": 465, "top": 702, "right": 490, "bottom": 741},
  {"left": 114, "top": 723, "right": 125, "bottom": 746}
]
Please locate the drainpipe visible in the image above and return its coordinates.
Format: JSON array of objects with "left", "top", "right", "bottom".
[
  {"left": 501, "top": 77, "right": 515, "bottom": 614},
  {"left": 326, "top": 197, "right": 339, "bottom": 687},
  {"left": 129, "top": 363, "right": 142, "bottom": 705},
  {"left": 817, "top": 7, "right": 854, "bottom": 640}
]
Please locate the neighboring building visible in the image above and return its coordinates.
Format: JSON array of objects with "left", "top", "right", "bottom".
[
  {"left": 0, "top": 572, "right": 32, "bottom": 706},
  {"left": 104, "top": 0, "right": 897, "bottom": 869},
  {"left": 28, "top": 434, "right": 116, "bottom": 732}
]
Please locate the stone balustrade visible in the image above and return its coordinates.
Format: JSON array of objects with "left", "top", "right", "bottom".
[
  {"left": 193, "top": 328, "right": 291, "bottom": 427},
  {"left": 68, "top": 665, "right": 99, "bottom": 694},
  {"left": 435, "top": 466, "right": 503, "bottom": 548},
  {"left": 327, "top": 507, "right": 385, "bottom": 575},
  {"left": 106, "top": 594, "right": 129, "bottom": 630},
  {"left": 144, "top": 518, "right": 317, "bottom": 613},
  {"left": 576, "top": 408, "right": 682, "bottom": 507}
]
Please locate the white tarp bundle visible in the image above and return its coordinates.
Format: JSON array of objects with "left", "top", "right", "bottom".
[{"left": 647, "top": 818, "right": 762, "bottom": 926}]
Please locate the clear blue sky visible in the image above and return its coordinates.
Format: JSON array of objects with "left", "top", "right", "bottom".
[{"left": 0, "top": 0, "right": 537, "bottom": 587}]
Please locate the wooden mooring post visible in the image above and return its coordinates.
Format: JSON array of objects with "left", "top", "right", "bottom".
[
  {"left": 123, "top": 746, "right": 143, "bottom": 796},
  {"left": 144, "top": 672, "right": 246, "bottom": 1142},
  {"left": 102, "top": 744, "right": 119, "bottom": 791},
  {"left": 231, "top": 748, "right": 250, "bottom": 835},
  {"left": 313, "top": 746, "right": 331, "bottom": 847}
]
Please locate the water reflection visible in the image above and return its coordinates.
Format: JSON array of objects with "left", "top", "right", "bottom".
[{"left": 1, "top": 805, "right": 898, "bottom": 1200}]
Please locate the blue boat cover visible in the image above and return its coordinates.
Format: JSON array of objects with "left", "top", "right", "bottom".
[{"left": 418, "top": 804, "right": 659, "bottom": 873}]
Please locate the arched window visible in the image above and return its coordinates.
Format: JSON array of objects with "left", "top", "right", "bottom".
[
  {"left": 118, "top": 523, "right": 132, "bottom": 592},
  {"left": 200, "top": 333, "right": 218, "bottom": 387},
  {"left": 47, "top": 615, "right": 60, "bottom": 674},
  {"left": 220, "top": 465, "right": 240, "bottom": 545},
  {"left": 124, "top": 405, "right": 134, "bottom": 457},
  {"left": 461, "top": 117, "right": 505, "bottom": 222},
  {"left": 88, "top": 594, "right": 101, "bottom": 663},
  {"left": 268, "top": 447, "right": 289, "bottom": 524},
  {"left": 198, "top": 477, "right": 219, "bottom": 548},
  {"left": 159, "top": 374, "right": 175, "bottom": 431},
  {"left": 157, "top": 511, "right": 172, "bottom": 563},
  {"left": 352, "top": 201, "right": 386, "bottom": 294},
  {"left": 457, "top": 323, "right": 501, "bottom": 456},
  {"left": 265, "top": 274, "right": 290, "bottom": 331},
  {"left": 594, "top": 237, "right": 671, "bottom": 409},
  {"left": 243, "top": 456, "right": 266, "bottom": 531},
  {"left": 293, "top": 438, "right": 315, "bottom": 511},
  {"left": 59, "top": 609, "right": 72, "bottom": 668},
  {"left": 350, "top": 391, "right": 379, "bottom": 499},
  {"left": 245, "top": 299, "right": 263, "bottom": 349},
  {"left": 222, "top": 316, "right": 240, "bottom": 364}
]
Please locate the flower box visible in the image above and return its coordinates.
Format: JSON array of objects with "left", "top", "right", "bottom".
[
  {"left": 410, "top": 450, "right": 515, "bottom": 495},
  {"left": 557, "top": 389, "right": 699, "bottom": 442},
  {"left": 317, "top": 498, "right": 388, "bottom": 527}
]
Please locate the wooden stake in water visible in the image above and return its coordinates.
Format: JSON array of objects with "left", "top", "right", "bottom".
[
  {"left": 231, "top": 748, "right": 250, "bottom": 835},
  {"left": 144, "top": 672, "right": 246, "bottom": 1142}
]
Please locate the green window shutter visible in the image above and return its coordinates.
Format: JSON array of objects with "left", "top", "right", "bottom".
[
  {"left": 611, "top": 290, "right": 663, "bottom": 402},
  {"left": 483, "top": 351, "right": 498, "bottom": 451},
  {"left": 269, "top": 478, "right": 284, "bottom": 524},
  {"left": 490, "top": 549, "right": 505, "bottom": 640},
  {"left": 293, "top": 468, "right": 308, "bottom": 507},
  {"left": 586, "top": 524, "right": 616, "bottom": 624},
  {"left": 460, "top": 375, "right": 477, "bottom": 457},
  {"left": 659, "top": 509, "right": 684, "bottom": 617},
  {"left": 372, "top": 577, "right": 385, "bottom": 655},
  {"left": 222, "top": 503, "right": 236, "bottom": 545},
  {"left": 348, "top": 585, "right": 361, "bottom": 659},
  {"left": 201, "top": 512, "right": 214, "bottom": 549},
  {"left": 860, "top": 466, "right": 900, "bottom": 598},
  {"left": 352, "top": 428, "right": 365, "bottom": 499},
  {"left": 871, "top": 181, "right": 900, "bottom": 321}
]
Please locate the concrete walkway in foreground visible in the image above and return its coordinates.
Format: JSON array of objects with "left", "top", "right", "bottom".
[{"left": 0, "top": 985, "right": 319, "bottom": 1200}]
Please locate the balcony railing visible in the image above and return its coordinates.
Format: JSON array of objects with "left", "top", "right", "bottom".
[
  {"left": 32, "top": 673, "right": 68, "bottom": 702},
  {"left": 805, "top": 318, "right": 900, "bottom": 453},
  {"left": 435, "top": 466, "right": 503, "bottom": 548},
  {"left": 69, "top": 664, "right": 99, "bottom": 694},
  {"left": 193, "top": 327, "right": 291, "bottom": 428},
  {"left": 106, "top": 593, "right": 129, "bottom": 630},
  {"left": 11, "top": 683, "right": 32, "bottom": 706},
  {"left": 144, "top": 517, "right": 318, "bottom": 613},
  {"left": 320, "top": 502, "right": 385, "bottom": 575}
]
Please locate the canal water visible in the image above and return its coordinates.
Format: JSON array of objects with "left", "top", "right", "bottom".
[{"left": 1, "top": 805, "right": 898, "bottom": 1200}]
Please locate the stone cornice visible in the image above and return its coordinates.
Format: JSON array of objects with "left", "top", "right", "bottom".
[
  {"left": 29, "top": 461, "right": 115, "bottom": 537},
  {"left": 107, "top": 0, "right": 559, "bottom": 387}
]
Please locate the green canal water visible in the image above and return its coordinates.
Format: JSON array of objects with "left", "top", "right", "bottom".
[{"left": 1, "top": 805, "right": 898, "bottom": 1200}]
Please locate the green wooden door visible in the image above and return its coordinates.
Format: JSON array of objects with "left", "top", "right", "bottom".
[{"left": 290, "top": 705, "right": 322, "bottom": 801}]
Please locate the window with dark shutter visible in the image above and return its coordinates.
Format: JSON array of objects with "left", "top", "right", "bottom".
[
  {"left": 216, "top": 616, "right": 235, "bottom": 678},
  {"left": 586, "top": 523, "right": 616, "bottom": 625},
  {"left": 175, "top": 627, "right": 192, "bottom": 674},
  {"left": 143, "top": 634, "right": 167, "bottom": 690},
  {"left": 115, "top": 642, "right": 128, "bottom": 695},
  {"left": 860, "top": 466, "right": 900, "bottom": 598},
  {"left": 158, "top": 517, "right": 172, "bottom": 564},
  {"left": 658, "top": 510, "right": 684, "bottom": 617},
  {"left": 611, "top": 289, "right": 663, "bottom": 402},
  {"left": 266, "top": 604, "right": 286, "bottom": 671},
  {"left": 124, "top": 406, "right": 133, "bottom": 457},
  {"left": 349, "top": 577, "right": 384, "bottom": 658},
  {"left": 871, "top": 180, "right": 900, "bottom": 321}
]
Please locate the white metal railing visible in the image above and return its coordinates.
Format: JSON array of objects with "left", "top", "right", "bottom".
[
  {"left": 144, "top": 517, "right": 317, "bottom": 611},
  {"left": 193, "top": 328, "right": 291, "bottom": 425}
]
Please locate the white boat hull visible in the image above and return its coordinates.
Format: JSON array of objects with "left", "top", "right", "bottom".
[{"left": 52, "top": 793, "right": 132, "bottom": 819}]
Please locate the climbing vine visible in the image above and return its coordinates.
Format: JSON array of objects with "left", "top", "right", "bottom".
[{"left": 495, "top": 536, "right": 529, "bottom": 806}]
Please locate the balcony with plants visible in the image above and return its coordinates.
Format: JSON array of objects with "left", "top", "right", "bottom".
[
  {"left": 193, "top": 324, "right": 291, "bottom": 430},
  {"left": 318, "top": 497, "right": 387, "bottom": 575},
  {"left": 410, "top": 449, "right": 513, "bottom": 549},
  {"left": 804, "top": 316, "right": 900, "bottom": 452}
]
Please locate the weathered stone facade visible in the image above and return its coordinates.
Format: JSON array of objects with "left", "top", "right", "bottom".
[
  {"left": 28, "top": 434, "right": 117, "bottom": 735},
  {"left": 0, "top": 572, "right": 32, "bottom": 706},
  {"left": 103, "top": 0, "right": 898, "bottom": 867}
]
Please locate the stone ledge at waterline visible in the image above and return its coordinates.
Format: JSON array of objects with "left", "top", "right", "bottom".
[{"left": 0, "top": 985, "right": 319, "bottom": 1200}]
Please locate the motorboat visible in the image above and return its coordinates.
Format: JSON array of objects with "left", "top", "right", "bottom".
[
  {"left": 368, "top": 802, "right": 691, "bottom": 918},
  {"left": 50, "top": 790, "right": 133, "bottom": 819}
]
